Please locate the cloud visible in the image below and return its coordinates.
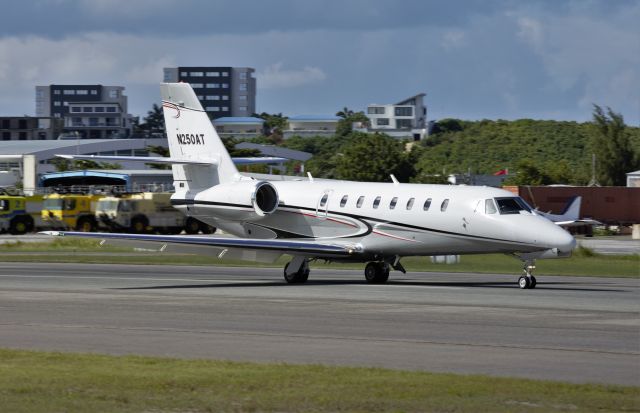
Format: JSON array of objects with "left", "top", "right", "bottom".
[
  {"left": 441, "top": 30, "right": 466, "bottom": 50},
  {"left": 257, "top": 63, "right": 326, "bottom": 89},
  {"left": 0, "top": 1, "right": 637, "bottom": 124},
  {"left": 516, "top": 17, "right": 543, "bottom": 51},
  {"left": 511, "top": 6, "right": 640, "bottom": 117}
]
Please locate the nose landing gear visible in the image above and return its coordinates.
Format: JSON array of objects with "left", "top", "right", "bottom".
[{"left": 518, "top": 261, "right": 537, "bottom": 289}]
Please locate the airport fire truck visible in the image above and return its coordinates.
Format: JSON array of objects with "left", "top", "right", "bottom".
[
  {"left": 0, "top": 193, "right": 47, "bottom": 235},
  {"left": 95, "top": 192, "right": 215, "bottom": 234},
  {"left": 41, "top": 192, "right": 104, "bottom": 232}
]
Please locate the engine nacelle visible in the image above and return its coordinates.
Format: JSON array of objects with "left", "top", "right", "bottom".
[{"left": 196, "top": 180, "right": 279, "bottom": 221}]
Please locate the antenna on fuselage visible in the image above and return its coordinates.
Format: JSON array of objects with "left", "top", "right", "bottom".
[
  {"left": 390, "top": 174, "right": 399, "bottom": 186},
  {"left": 307, "top": 172, "right": 314, "bottom": 182}
]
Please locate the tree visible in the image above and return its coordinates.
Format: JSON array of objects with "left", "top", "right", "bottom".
[
  {"left": 429, "top": 118, "right": 464, "bottom": 135},
  {"left": 221, "top": 137, "right": 261, "bottom": 157},
  {"left": 336, "top": 111, "right": 369, "bottom": 137},
  {"left": 145, "top": 145, "right": 171, "bottom": 170},
  {"left": 334, "top": 133, "right": 414, "bottom": 182},
  {"left": 335, "top": 107, "right": 355, "bottom": 119},
  {"left": 591, "top": 105, "right": 639, "bottom": 186},
  {"left": 135, "top": 103, "right": 165, "bottom": 138},
  {"left": 503, "top": 159, "right": 551, "bottom": 186}
]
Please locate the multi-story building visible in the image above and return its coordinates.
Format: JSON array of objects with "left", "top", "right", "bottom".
[
  {"left": 163, "top": 67, "right": 256, "bottom": 120},
  {"left": 0, "top": 116, "right": 63, "bottom": 141},
  {"left": 35, "top": 85, "right": 134, "bottom": 139},
  {"left": 365, "top": 93, "right": 427, "bottom": 140}
]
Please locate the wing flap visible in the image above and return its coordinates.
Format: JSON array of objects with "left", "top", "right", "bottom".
[{"left": 40, "top": 231, "right": 357, "bottom": 258}]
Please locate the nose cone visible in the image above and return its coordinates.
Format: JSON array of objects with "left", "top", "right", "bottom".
[{"left": 546, "top": 224, "right": 577, "bottom": 253}]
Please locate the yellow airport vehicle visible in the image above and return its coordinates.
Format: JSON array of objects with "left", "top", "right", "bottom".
[
  {"left": 95, "top": 192, "right": 215, "bottom": 234},
  {"left": 0, "top": 194, "right": 46, "bottom": 234},
  {"left": 42, "top": 193, "right": 104, "bottom": 232}
]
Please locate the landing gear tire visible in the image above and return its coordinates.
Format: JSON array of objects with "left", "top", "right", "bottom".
[
  {"left": 284, "top": 261, "right": 310, "bottom": 284},
  {"left": 518, "top": 261, "right": 537, "bottom": 289},
  {"left": 364, "top": 262, "right": 390, "bottom": 284},
  {"left": 518, "top": 276, "right": 530, "bottom": 289}
]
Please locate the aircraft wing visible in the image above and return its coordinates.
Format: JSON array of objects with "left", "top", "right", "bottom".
[
  {"left": 552, "top": 219, "right": 603, "bottom": 227},
  {"left": 39, "top": 231, "right": 359, "bottom": 259}
]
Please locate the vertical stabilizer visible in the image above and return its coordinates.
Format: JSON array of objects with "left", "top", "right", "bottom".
[{"left": 160, "top": 83, "right": 239, "bottom": 190}]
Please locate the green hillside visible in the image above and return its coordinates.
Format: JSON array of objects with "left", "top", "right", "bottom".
[
  {"left": 413, "top": 118, "right": 640, "bottom": 184},
  {"left": 282, "top": 118, "right": 640, "bottom": 185}
]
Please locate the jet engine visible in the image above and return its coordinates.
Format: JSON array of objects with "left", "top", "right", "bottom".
[{"left": 196, "top": 180, "right": 279, "bottom": 221}]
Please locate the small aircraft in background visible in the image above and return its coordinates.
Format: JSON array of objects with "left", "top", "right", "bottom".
[
  {"left": 42, "top": 83, "right": 576, "bottom": 290},
  {"left": 534, "top": 196, "right": 602, "bottom": 227}
]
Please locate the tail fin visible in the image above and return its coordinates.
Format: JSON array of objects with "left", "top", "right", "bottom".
[
  {"left": 558, "top": 196, "right": 581, "bottom": 221},
  {"left": 536, "top": 196, "right": 581, "bottom": 223},
  {"left": 160, "top": 83, "right": 239, "bottom": 190}
]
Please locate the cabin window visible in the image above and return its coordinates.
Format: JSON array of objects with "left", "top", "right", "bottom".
[
  {"left": 373, "top": 196, "right": 381, "bottom": 209},
  {"left": 441, "top": 199, "right": 449, "bottom": 212},
  {"left": 356, "top": 196, "right": 364, "bottom": 208},
  {"left": 320, "top": 194, "right": 328, "bottom": 207},
  {"left": 423, "top": 198, "right": 432, "bottom": 211},
  {"left": 495, "top": 197, "right": 531, "bottom": 215},
  {"left": 406, "top": 197, "right": 415, "bottom": 210},
  {"left": 485, "top": 199, "right": 497, "bottom": 214},
  {"left": 340, "top": 195, "right": 348, "bottom": 207},
  {"left": 389, "top": 197, "right": 398, "bottom": 209}
]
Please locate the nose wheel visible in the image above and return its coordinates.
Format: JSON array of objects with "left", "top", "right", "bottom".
[{"left": 518, "top": 261, "right": 537, "bottom": 289}]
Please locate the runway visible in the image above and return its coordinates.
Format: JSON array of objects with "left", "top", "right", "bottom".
[{"left": 0, "top": 262, "right": 638, "bottom": 386}]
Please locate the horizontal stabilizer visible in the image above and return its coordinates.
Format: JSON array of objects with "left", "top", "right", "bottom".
[
  {"left": 55, "top": 154, "right": 216, "bottom": 165},
  {"left": 232, "top": 157, "right": 288, "bottom": 165},
  {"left": 55, "top": 154, "right": 287, "bottom": 166}
]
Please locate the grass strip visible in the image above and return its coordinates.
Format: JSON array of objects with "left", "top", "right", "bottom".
[
  {"left": 0, "top": 238, "right": 638, "bottom": 277},
  {"left": 0, "top": 348, "right": 637, "bottom": 413}
]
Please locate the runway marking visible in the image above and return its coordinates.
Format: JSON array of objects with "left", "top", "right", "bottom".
[{"left": 1, "top": 322, "right": 637, "bottom": 357}]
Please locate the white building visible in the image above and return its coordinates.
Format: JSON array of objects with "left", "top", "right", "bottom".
[
  {"left": 366, "top": 94, "right": 427, "bottom": 141},
  {"left": 213, "top": 117, "right": 264, "bottom": 138},
  {"left": 284, "top": 115, "right": 340, "bottom": 138}
]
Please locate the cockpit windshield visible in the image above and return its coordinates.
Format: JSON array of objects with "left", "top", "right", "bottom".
[{"left": 494, "top": 197, "right": 532, "bottom": 215}]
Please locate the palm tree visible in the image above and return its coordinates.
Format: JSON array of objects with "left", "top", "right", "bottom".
[{"left": 336, "top": 107, "right": 354, "bottom": 119}]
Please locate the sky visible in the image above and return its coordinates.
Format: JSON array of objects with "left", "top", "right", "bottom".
[{"left": 0, "top": 0, "right": 638, "bottom": 124}]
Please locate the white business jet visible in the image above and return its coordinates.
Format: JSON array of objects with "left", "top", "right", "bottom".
[{"left": 42, "top": 83, "right": 576, "bottom": 289}]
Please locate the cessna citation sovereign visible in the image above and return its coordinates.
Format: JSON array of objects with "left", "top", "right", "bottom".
[{"left": 42, "top": 83, "right": 576, "bottom": 289}]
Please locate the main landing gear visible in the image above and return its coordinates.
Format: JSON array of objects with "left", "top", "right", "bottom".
[
  {"left": 364, "top": 262, "right": 390, "bottom": 284},
  {"left": 282, "top": 257, "right": 403, "bottom": 285},
  {"left": 518, "top": 261, "right": 537, "bottom": 289},
  {"left": 283, "top": 257, "right": 310, "bottom": 284}
]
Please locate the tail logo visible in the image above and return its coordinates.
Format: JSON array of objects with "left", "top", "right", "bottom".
[{"left": 162, "top": 101, "right": 181, "bottom": 119}]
